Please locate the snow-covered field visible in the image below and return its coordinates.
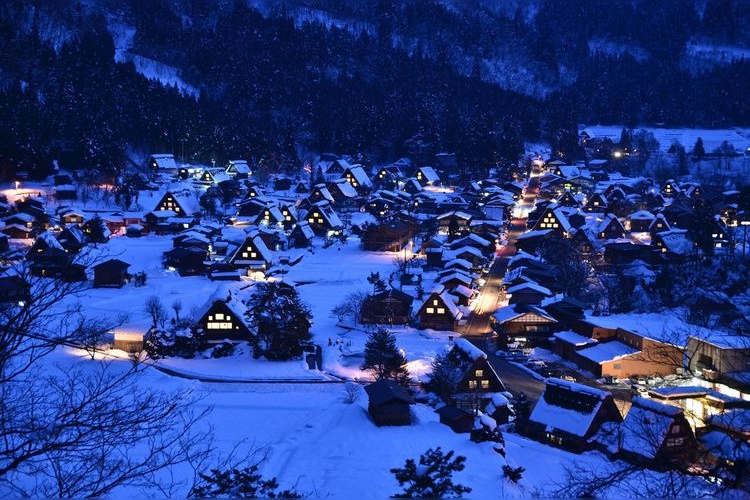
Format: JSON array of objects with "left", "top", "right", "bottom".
[{"left": 44, "top": 344, "right": 606, "bottom": 498}]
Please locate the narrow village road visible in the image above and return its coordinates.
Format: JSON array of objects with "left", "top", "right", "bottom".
[{"left": 460, "top": 172, "right": 543, "bottom": 396}]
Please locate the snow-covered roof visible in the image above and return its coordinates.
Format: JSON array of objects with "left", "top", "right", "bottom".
[
  {"left": 150, "top": 154, "right": 177, "bottom": 170},
  {"left": 417, "top": 166, "right": 440, "bottom": 182},
  {"left": 227, "top": 159, "right": 251, "bottom": 174},
  {"left": 454, "top": 338, "right": 486, "bottom": 361},
  {"left": 439, "top": 291, "right": 462, "bottom": 319},
  {"left": 331, "top": 179, "right": 358, "bottom": 198},
  {"left": 448, "top": 284, "right": 474, "bottom": 298},
  {"left": 576, "top": 340, "right": 640, "bottom": 364},
  {"left": 620, "top": 397, "right": 682, "bottom": 459},
  {"left": 345, "top": 165, "right": 373, "bottom": 188},
  {"left": 628, "top": 210, "right": 656, "bottom": 220},
  {"left": 700, "top": 430, "right": 750, "bottom": 462},
  {"left": 507, "top": 282, "right": 552, "bottom": 296},
  {"left": 554, "top": 330, "right": 597, "bottom": 347},
  {"left": 530, "top": 378, "right": 611, "bottom": 437}
]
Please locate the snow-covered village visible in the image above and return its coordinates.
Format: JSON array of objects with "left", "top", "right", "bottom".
[{"left": 3, "top": 1, "right": 750, "bottom": 498}]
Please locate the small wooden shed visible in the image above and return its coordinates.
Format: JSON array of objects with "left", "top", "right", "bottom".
[
  {"left": 93, "top": 259, "right": 131, "bottom": 288},
  {"left": 364, "top": 379, "right": 414, "bottom": 426}
]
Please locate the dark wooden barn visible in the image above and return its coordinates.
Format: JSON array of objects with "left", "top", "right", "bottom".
[{"left": 364, "top": 379, "right": 414, "bottom": 426}]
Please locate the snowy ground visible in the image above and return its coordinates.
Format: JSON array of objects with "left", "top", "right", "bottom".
[{"left": 54, "top": 345, "right": 608, "bottom": 498}]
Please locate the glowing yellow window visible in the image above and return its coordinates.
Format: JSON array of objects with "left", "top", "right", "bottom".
[
  {"left": 426, "top": 307, "right": 435, "bottom": 314},
  {"left": 475, "top": 370, "right": 483, "bottom": 377},
  {"left": 437, "top": 308, "right": 445, "bottom": 314},
  {"left": 468, "top": 380, "right": 477, "bottom": 389},
  {"left": 481, "top": 380, "right": 489, "bottom": 389}
]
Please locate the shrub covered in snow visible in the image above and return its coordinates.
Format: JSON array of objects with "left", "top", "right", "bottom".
[{"left": 390, "top": 447, "right": 471, "bottom": 498}]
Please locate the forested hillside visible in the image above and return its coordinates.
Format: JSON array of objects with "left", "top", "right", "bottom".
[{"left": 1, "top": 0, "right": 749, "bottom": 179}]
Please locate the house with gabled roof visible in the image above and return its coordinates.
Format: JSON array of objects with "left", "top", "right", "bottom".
[
  {"left": 584, "top": 192, "right": 608, "bottom": 213},
  {"left": 401, "top": 177, "right": 423, "bottom": 195},
  {"left": 557, "top": 189, "right": 582, "bottom": 208},
  {"left": 226, "top": 231, "right": 273, "bottom": 272},
  {"left": 149, "top": 154, "right": 178, "bottom": 174},
  {"left": 437, "top": 211, "right": 472, "bottom": 238},
  {"left": 361, "top": 219, "right": 417, "bottom": 252},
  {"left": 652, "top": 229, "right": 693, "bottom": 262},
  {"left": 326, "top": 179, "right": 360, "bottom": 212},
  {"left": 446, "top": 338, "right": 507, "bottom": 413},
  {"left": 490, "top": 303, "right": 558, "bottom": 343},
  {"left": 365, "top": 379, "right": 414, "bottom": 427},
  {"left": 308, "top": 183, "right": 335, "bottom": 205},
  {"left": 304, "top": 201, "right": 343, "bottom": 236},
  {"left": 195, "top": 287, "right": 253, "bottom": 343},
  {"left": 361, "top": 288, "right": 414, "bottom": 325},
  {"left": 226, "top": 159, "right": 251, "bottom": 179},
  {"left": 600, "top": 397, "right": 696, "bottom": 467},
  {"left": 289, "top": 221, "right": 315, "bottom": 248},
  {"left": 236, "top": 197, "right": 269, "bottom": 217},
  {"left": 596, "top": 213, "right": 627, "bottom": 240},
  {"left": 531, "top": 205, "right": 572, "bottom": 238},
  {"left": 507, "top": 281, "right": 553, "bottom": 306},
  {"left": 254, "top": 205, "right": 287, "bottom": 230},
  {"left": 661, "top": 179, "right": 681, "bottom": 198},
  {"left": 521, "top": 378, "right": 622, "bottom": 453},
  {"left": 628, "top": 210, "right": 656, "bottom": 232},
  {"left": 413, "top": 166, "right": 440, "bottom": 186},
  {"left": 57, "top": 225, "right": 85, "bottom": 253},
  {"left": 417, "top": 286, "right": 462, "bottom": 331},
  {"left": 197, "top": 168, "right": 231, "bottom": 186},
  {"left": 649, "top": 213, "right": 671, "bottom": 235},
  {"left": 341, "top": 165, "right": 373, "bottom": 194},
  {"left": 153, "top": 190, "right": 201, "bottom": 218}
]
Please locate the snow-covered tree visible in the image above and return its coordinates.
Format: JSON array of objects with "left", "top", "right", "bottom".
[
  {"left": 390, "top": 447, "right": 471, "bottom": 498},
  {"left": 245, "top": 282, "right": 312, "bottom": 360},
  {"left": 362, "top": 328, "right": 410, "bottom": 384},
  {"left": 190, "top": 465, "right": 301, "bottom": 498}
]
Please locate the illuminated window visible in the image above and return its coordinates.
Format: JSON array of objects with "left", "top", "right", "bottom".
[
  {"left": 318, "top": 218, "right": 324, "bottom": 223},
  {"left": 475, "top": 370, "right": 483, "bottom": 377},
  {"left": 481, "top": 380, "right": 489, "bottom": 389},
  {"left": 433, "top": 300, "right": 439, "bottom": 306},
  {"left": 207, "top": 322, "right": 233, "bottom": 329},
  {"left": 242, "top": 252, "right": 248, "bottom": 258},
  {"left": 426, "top": 307, "right": 435, "bottom": 314},
  {"left": 553, "top": 223, "right": 559, "bottom": 228},
  {"left": 468, "top": 380, "right": 476, "bottom": 389},
  {"left": 250, "top": 252, "right": 257, "bottom": 258},
  {"left": 593, "top": 201, "right": 599, "bottom": 206},
  {"left": 437, "top": 308, "right": 445, "bottom": 314}
]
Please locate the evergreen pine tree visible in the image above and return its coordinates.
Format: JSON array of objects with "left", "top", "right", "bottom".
[
  {"left": 693, "top": 137, "right": 706, "bottom": 160},
  {"left": 390, "top": 447, "right": 471, "bottom": 498},
  {"left": 245, "top": 282, "right": 312, "bottom": 360},
  {"left": 362, "top": 328, "right": 409, "bottom": 384},
  {"left": 83, "top": 214, "right": 108, "bottom": 244}
]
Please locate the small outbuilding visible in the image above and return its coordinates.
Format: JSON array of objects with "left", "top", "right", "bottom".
[
  {"left": 93, "top": 259, "right": 131, "bottom": 288},
  {"left": 436, "top": 405, "right": 474, "bottom": 433},
  {"left": 364, "top": 379, "right": 414, "bottom": 426}
]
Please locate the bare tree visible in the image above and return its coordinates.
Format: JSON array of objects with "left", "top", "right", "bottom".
[
  {"left": 172, "top": 298, "right": 183, "bottom": 321},
  {"left": 70, "top": 311, "right": 129, "bottom": 360},
  {"left": 551, "top": 461, "right": 719, "bottom": 498},
  {"left": 0, "top": 263, "right": 224, "bottom": 496},
  {"left": 145, "top": 295, "right": 168, "bottom": 329}
]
